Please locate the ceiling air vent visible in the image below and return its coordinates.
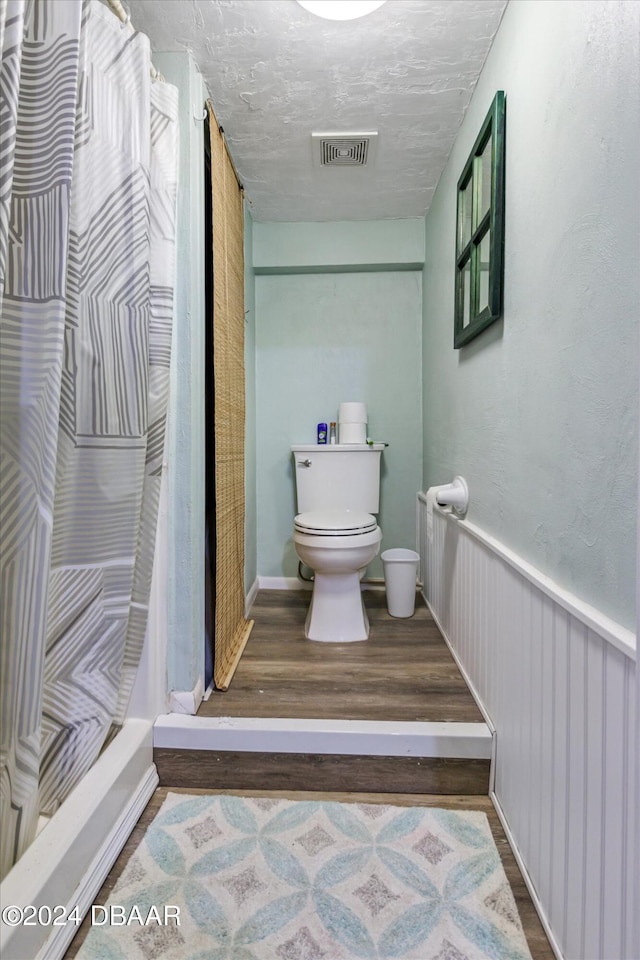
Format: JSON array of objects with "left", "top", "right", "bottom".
[{"left": 312, "top": 132, "right": 378, "bottom": 168}]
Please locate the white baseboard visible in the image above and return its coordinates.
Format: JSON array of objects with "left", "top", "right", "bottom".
[
  {"left": 245, "top": 576, "right": 260, "bottom": 614},
  {"left": 258, "top": 576, "right": 312, "bottom": 590},
  {"left": 257, "top": 576, "right": 385, "bottom": 592},
  {"left": 0, "top": 720, "right": 157, "bottom": 960},
  {"left": 490, "top": 790, "right": 563, "bottom": 960}
]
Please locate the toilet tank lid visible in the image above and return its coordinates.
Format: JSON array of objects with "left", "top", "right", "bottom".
[{"left": 291, "top": 443, "right": 385, "bottom": 452}]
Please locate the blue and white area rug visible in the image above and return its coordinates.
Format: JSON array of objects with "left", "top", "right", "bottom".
[{"left": 77, "top": 793, "right": 533, "bottom": 960}]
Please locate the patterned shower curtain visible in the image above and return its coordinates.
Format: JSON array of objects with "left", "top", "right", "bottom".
[{"left": 0, "top": 0, "right": 178, "bottom": 879}]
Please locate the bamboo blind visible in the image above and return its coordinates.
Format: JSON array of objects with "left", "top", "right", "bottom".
[{"left": 207, "top": 101, "right": 253, "bottom": 690}]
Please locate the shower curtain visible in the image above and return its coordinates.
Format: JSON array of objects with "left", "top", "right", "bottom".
[{"left": 0, "top": 0, "right": 178, "bottom": 879}]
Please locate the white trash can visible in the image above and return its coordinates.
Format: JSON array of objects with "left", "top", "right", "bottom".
[{"left": 381, "top": 548, "right": 420, "bottom": 618}]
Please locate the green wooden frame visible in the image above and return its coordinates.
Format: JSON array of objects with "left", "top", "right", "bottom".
[{"left": 454, "top": 91, "right": 506, "bottom": 348}]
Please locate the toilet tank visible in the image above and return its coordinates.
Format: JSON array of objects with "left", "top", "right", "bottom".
[{"left": 291, "top": 443, "right": 383, "bottom": 513}]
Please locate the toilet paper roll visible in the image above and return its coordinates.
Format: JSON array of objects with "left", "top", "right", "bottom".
[
  {"left": 338, "top": 401, "right": 367, "bottom": 424},
  {"left": 339, "top": 422, "right": 367, "bottom": 444}
]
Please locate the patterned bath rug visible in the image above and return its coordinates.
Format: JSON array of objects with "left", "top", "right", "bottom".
[{"left": 76, "top": 793, "right": 533, "bottom": 960}]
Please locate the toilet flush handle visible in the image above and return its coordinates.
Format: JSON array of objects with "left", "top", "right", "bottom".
[{"left": 297, "top": 458, "right": 312, "bottom": 467}]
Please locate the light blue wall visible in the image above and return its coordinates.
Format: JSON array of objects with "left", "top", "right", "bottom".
[
  {"left": 154, "top": 52, "right": 207, "bottom": 692},
  {"left": 254, "top": 220, "right": 423, "bottom": 580},
  {"left": 244, "top": 204, "right": 257, "bottom": 594},
  {"left": 253, "top": 219, "right": 424, "bottom": 273},
  {"left": 422, "top": 0, "right": 639, "bottom": 630}
]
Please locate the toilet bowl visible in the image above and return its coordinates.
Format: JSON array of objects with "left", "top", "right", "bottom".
[{"left": 294, "top": 508, "right": 382, "bottom": 642}]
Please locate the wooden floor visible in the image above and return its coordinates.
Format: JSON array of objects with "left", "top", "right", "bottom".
[
  {"left": 64, "top": 787, "right": 555, "bottom": 960},
  {"left": 199, "top": 589, "right": 484, "bottom": 723}
]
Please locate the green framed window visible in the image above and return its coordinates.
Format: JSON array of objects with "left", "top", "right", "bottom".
[{"left": 454, "top": 91, "right": 506, "bottom": 348}]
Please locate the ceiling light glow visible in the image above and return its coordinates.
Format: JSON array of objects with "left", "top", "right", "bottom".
[{"left": 297, "top": 1, "right": 387, "bottom": 21}]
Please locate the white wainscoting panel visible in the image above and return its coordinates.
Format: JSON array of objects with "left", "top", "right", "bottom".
[{"left": 418, "top": 494, "right": 636, "bottom": 960}]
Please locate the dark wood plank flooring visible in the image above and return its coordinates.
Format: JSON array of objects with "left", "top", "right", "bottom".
[
  {"left": 64, "top": 787, "right": 554, "bottom": 960},
  {"left": 199, "top": 589, "right": 484, "bottom": 723}
]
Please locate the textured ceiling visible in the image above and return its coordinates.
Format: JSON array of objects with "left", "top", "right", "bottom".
[{"left": 126, "top": 0, "right": 507, "bottom": 222}]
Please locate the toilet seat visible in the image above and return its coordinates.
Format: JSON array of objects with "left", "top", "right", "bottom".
[{"left": 294, "top": 508, "right": 377, "bottom": 536}]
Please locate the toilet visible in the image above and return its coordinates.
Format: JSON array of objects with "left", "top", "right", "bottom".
[{"left": 291, "top": 443, "right": 384, "bottom": 642}]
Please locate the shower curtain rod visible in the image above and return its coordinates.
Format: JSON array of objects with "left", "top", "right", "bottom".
[{"left": 105, "top": 0, "right": 161, "bottom": 80}]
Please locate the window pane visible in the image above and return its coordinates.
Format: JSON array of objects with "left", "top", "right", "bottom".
[
  {"left": 478, "top": 229, "right": 491, "bottom": 313},
  {"left": 463, "top": 259, "right": 472, "bottom": 327},
  {"left": 459, "top": 181, "right": 472, "bottom": 251},
  {"left": 480, "top": 136, "right": 492, "bottom": 220}
]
